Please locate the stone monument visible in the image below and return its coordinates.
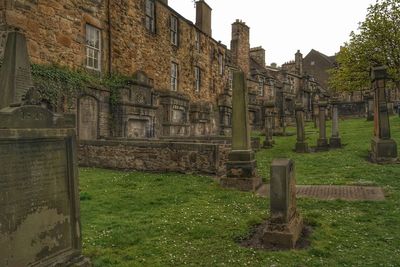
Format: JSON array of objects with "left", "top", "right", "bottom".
[
  {"left": 316, "top": 101, "right": 329, "bottom": 151},
  {"left": 220, "top": 71, "right": 263, "bottom": 191},
  {"left": 369, "top": 66, "right": 398, "bottom": 163},
  {"left": 263, "top": 101, "right": 275, "bottom": 148},
  {"left": 294, "top": 103, "right": 308, "bottom": 153},
  {"left": 262, "top": 159, "right": 303, "bottom": 249},
  {"left": 329, "top": 98, "right": 342, "bottom": 148},
  {"left": 0, "top": 30, "right": 33, "bottom": 109},
  {"left": 0, "top": 31, "right": 91, "bottom": 267}
]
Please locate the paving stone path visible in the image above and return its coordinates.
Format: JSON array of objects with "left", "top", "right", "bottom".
[{"left": 257, "top": 184, "right": 385, "bottom": 201}]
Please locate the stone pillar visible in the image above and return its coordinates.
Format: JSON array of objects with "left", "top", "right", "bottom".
[
  {"left": 329, "top": 99, "right": 342, "bottom": 148},
  {"left": 369, "top": 66, "right": 398, "bottom": 163},
  {"left": 263, "top": 101, "right": 275, "bottom": 148},
  {"left": 220, "top": 71, "right": 263, "bottom": 191},
  {"left": 262, "top": 159, "right": 303, "bottom": 249},
  {"left": 316, "top": 101, "right": 329, "bottom": 151},
  {"left": 294, "top": 104, "right": 308, "bottom": 153}
]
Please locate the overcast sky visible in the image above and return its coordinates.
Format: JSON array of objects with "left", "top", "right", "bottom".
[{"left": 169, "top": 0, "right": 376, "bottom": 66}]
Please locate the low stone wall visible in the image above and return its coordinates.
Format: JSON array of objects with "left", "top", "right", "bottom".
[
  {"left": 338, "top": 102, "right": 365, "bottom": 118},
  {"left": 79, "top": 140, "right": 230, "bottom": 175}
]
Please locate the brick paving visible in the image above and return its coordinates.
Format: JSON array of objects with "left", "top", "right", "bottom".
[{"left": 257, "top": 184, "right": 385, "bottom": 201}]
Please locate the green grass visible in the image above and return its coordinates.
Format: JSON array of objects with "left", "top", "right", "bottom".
[{"left": 80, "top": 116, "right": 400, "bottom": 266}]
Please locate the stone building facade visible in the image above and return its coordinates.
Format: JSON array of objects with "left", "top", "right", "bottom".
[{"left": 0, "top": 0, "right": 324, "bottom": 140}]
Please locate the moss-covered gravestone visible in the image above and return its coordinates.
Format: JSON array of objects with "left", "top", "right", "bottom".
[
  {"left": 220, "top": 71, "right": 262, "bottom": 191},
  {"left": 369, "top": 66, "right": 398, "bottom": 163},
  {"left": 294, "top": 103, "right": 308, "bottom": 153},
  {"left": 263, "top": 101, "right": 275, "bottom": 149},
  {"left": 316, "top": 101, "right": 329, "bottom": 151},
  {"left": 262, "top": 159, "right": 303, "bottom": 248},
  {"left": 0, "top": 31, "right": 91, "bottom": 267},
  {"left": 329, "top": 98, "right": 342, "bottom": 148}
]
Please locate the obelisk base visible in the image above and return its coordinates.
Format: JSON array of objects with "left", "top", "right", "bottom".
[
  {"left": 329, "top": 137, "right": 342, "bottom": 148},
  {"left": 369, "top": 137, "right": 398, "bottom": 163},
  {"left": 221, "top": 150, "right": 263, "bottom": 191}
]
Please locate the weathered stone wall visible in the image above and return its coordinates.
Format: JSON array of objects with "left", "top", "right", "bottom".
[
  {"left": 1, "top": 0, "right": 229, "bottom": 105},
  {"left": 337, "top": 101, "right": 365, "bottom": 118},
  {"left": 79, "top": 139, "right": 230, "bottom": 175},
  {"left": 2, "top": 0, "right": 110, "bottom": 71}
]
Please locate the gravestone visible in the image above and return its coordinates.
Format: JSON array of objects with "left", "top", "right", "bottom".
[
  {"left": 329, "top": 98, "right": 342, "bottom": 148},
  {"left": 220, "top": 71, "right": 262, "bottom": 191},
  {"left": 316, "top": 101, "right": 329, "bottom": 151},
  {"left": 0, "top": 31, "right": 33, "bottom": 110},
  {"left": 369, "top": 66, "right": 398, "bottom": 163},
  {"left": 263, "top": 101, "right": 275, "bottom": 148},
  {"left": 0, "top": 31, "right": 91, "bottom": 267},
  {"left": 365, "top": 94, "right": 374, "bottom": 121},
  {"left": 294, "top": 103, "right": 308, "bottom": 153},
  {"left": 262, "top": 159, "right": 303, "bottom": 248}
]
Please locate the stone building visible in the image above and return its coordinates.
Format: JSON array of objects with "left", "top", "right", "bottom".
[{"left": 0, "top": 0, "right": 323, "bottom": 140}]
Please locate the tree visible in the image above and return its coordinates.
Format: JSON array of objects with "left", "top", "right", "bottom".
[{"left": 329, "top": 0, "right": 400, "bottom": 92}]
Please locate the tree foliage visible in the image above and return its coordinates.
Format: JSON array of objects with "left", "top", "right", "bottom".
[{"left": 329, "top": 0, "right": 400, "bottom": 92}]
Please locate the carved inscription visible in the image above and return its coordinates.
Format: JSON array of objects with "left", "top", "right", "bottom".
[
  {"left": 15, "top": 66, "right": 32, "bottom": 101},
  {"left": 0, "top": 139, "right": 73, "bottom": 267}
]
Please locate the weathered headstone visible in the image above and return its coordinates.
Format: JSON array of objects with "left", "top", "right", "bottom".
[
  {"left": 316, "top": 101, "right": 329, "bottom": 151},
  {"left": 329, "top": 98, "right": 342, "bottom": 148},
  {"left": 369, "top": 66, "right": 398, "bottom": 163},
  {"left": 263, "top": 101, "right": 275, "bottom": 148},
  {"left": 220, "top": 71, "right": 262, "bottom": 191},
  {"left": 0, "top": 31, "right": 91, "bottom": 267},
  {"left": 365, "top": 93, "right": 374, "bottom": 121},
  {"left": 262, "top": 159, "right": 303, "bottom": 248},
  {"left": 294, "top": 103, "right": 308, "bottom": 153},
  {"left": 0, "top": 31, "right": 33, "bottom": 109}
]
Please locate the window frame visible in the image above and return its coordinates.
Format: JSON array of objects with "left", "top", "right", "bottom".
[
  {"left": 145, "top": 0, "right": 156, "bottom": 33},
  {"left": 171, "top": 62, "right": 178, "bottom": 91},
  {"left": 85, "top": 24, "right": 101, "bottom": 71},
  {"left": 194, "top": 66, "right": 201, "bottom": 92},
  {"left": 195, "top": 30, "right": 200, "bottom": 51},
  {"left": 170, "top": 15, "right": 179, "bottom": 46},
  {"left": 258, "top": 76, "right": 264, "bottom": 96},
  {"left": 218, "top": 53, "right": 224, "bottom": 75}
]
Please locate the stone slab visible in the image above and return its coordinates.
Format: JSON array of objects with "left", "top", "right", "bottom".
[{"left": 257, "top": 184, "right": 385, "bottom": 201}]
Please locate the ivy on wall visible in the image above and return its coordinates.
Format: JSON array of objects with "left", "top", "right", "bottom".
[{"left": 30, "top": 64, "right": 134, "bottom": 109}]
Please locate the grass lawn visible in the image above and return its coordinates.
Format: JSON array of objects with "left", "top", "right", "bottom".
[{"left": 79, "top": 116, "right": 400, "bottom": 267}]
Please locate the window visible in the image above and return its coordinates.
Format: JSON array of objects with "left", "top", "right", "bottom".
[
  {"left": 194, "top": 66, "right": 201, "bottom": 92},
  {"left": 170, "top": 16, "right": 178, "bottom": 46},
  {"left": 218, "top": 53, "right": 224, "bottom": 75},
  {"left": 258, "top": 76, "right": 264, "bottom": 96},
  {"left": 171, "top": 62, "right": 178, "bottom": 91},
  {"left": 195, "top": 31, "right": 200, "bottom": 51},
  {"left": 145, "top": 0, "right": 155, "bottom": 33},
  {"left": 228, "top": 69, "right": 233, "bottom": 90},
  {"left": 86, "top": 24, "right": 101, "bottom": 71}
]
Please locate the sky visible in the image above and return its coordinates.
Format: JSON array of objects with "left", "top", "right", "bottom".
[{"left": 169, "top": 0, "right": 377, "bottom": 66}]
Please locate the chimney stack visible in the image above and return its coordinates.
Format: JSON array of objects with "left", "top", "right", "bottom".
[
  {"left": 250, "top": 46, "right": 266, "bottom": 67},
  {"left": 231, "top": 20, "right": 250, "bottom": 77},
  {"left": 295, "top": 50, "right": 303, "bottom": 76},
  {"left": 196, "top": 0, "right": 212, "bottom": 36}
]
